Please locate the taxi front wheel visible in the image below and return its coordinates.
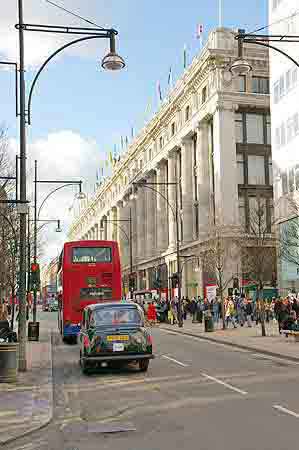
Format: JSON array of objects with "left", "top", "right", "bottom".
[{"left": 139, "top": 359, "right": 149, "bottom": 372}]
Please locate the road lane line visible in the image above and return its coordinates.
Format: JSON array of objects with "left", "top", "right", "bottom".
[
  {"left": 202, "top": 373, "right": 247, "bottom": 395},
  {"left": 162, "top": 355, "right": 189, "bottom": 367},
  {"left": 273, "top": 404, "right": 299, "bottom": 418}
]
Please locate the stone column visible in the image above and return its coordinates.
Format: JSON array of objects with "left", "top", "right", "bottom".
[
  {"left": 212, "top": 103, "right": 239, "bottom": 226},
  {"left": 137, "top": 184, "right": 146, "bottom": 260},
  {"left": 130, "top": 196, "right": 138, "bottom": 269},
  {"left": 167, "top": 150, "right": 177, "bottom": 249},
  {"left": 145, "top": 172, "right": 156, "bottom": 258},
  {"left": 197, "top": 120, "right": 211, "bottom": 233},
  {"left": 181, "top": 137, "right": 194, "bottom": 243},
  {"left": 117, "top": 201, "right": 125, "bottom": 265},
  {"left": 156, "top": 160, "right": 168, "bottom": 252}
]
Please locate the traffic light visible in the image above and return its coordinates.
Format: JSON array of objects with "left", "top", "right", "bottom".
[
  {"left": 30, "top": 263, "right": 40, "bottom": 290},
  {"left": 129, "top": 276, "right": 136, "bottom": 291}
]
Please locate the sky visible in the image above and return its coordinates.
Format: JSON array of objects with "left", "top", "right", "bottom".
[{"left": 0, "top": 0, "right": 268, "bottom": 264}]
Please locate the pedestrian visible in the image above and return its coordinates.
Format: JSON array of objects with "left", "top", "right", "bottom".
[
  {"left": 147, "top": 302, "right": 157, "bottom": 325},
  {"left": 190, "top": 297, "right": 197, "bottom": 323},
  {"left": 245, "top": 299, "right": 253, "bottom": 327},
  {"left": 225, "top": 298, "right": 237, "bottom": 328},
  {"left": 0, "top": 300, "right": 9, "bottom": 322}
]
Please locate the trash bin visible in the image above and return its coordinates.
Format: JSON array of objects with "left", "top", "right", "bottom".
[
  {"left": 0, "top": 342, "right": 18, "bottom": 382},
  {"left": 204, "top": 316, "right": 214, "bottom": 332},
  {"left": 28, "top": 321, "right": 40, "bottom": 341}
]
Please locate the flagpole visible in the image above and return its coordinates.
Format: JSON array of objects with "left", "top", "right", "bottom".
[{"left": 219, "top": 0, "right": 222, "bottom": 28}]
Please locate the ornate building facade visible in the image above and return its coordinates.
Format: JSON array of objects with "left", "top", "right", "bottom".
[{"left": 68, "top": 27, "right": 273, "bottom": 298}]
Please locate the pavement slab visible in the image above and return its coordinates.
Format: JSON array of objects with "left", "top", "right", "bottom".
[
  {"left": 159, "top": 319, "right": 299, "bottom": 362},
  {"left": 0, "top": 325, "right": 53, "bottom": 445}
]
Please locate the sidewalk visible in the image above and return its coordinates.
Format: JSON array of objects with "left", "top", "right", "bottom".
[
  {"left": 0, "top": 326, "right": 53, "bottom": 445},
  {"left": 160, "top": 319, "right": 299, "bottom": 362}
]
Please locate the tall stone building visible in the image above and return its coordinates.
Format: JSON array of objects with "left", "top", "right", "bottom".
[{"left": 69, "top": 28, "right": 274, "bottom": 298}]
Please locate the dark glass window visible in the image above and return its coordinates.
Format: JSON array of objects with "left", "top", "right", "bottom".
[
  {"left": 252, "top": 77, "right": 270, "bottom": 94},
  {"left": 72, "top": 247, "right": 112, "bottom": 263}
]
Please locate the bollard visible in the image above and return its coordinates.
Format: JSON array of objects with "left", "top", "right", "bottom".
[{"left": 0, "top": 343, "right": 18, "bottom": 382}]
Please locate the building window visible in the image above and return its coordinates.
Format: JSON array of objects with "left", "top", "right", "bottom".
[
  {"left": 139, "top": 159, "right": 143, "bottom": 170},
  {"left": 247, "top": 155, "right": 266, "bottom": 185},
  {"left": 237, "top": 153, "right": 244, "bottom": 184},
  {"left": 171, "top": 122, "right": 175, "bottom": 136},
  {"left": 237, "top": 75, "right": 246, "bottom": 92},
  {"left": 274, "top": 81, "right": 279, "bottom": 104},
  {"left": 185, "top": 105, "right": 190, "bottom": 122},
  {"left": 252, "top": 77, "right": 269, "bottom": 94},
  {"left": 238, "top": 197, "right": 246, "bottom": 229},
  {"left": 149, "top": 148, "right": 152, "bottom": 160},
  {"left": 235, "top": 113, "right": 244, "bottom": 143},
  {"left": 247, "top": 114, "right": 264, "bottom": 144},
  {"left": 202, "top": 86, "right": 207, "bottom": 104}
]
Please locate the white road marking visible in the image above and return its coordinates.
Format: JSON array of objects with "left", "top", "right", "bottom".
[
  {"left": 201, "top": 373, "right": 248, "bottom": 395},
  {"left": 162, "top": 355, "right": 189, "bottom": 367},
  {"left": 273, "top": 404, "right": 299, "bottom": 418}
]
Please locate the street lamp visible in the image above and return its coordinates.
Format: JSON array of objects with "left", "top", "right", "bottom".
[
  {"left": 101, "top": 33, "right": 126, "bottom": 71},
  {"left": 230, "top": 29, "right": 299, "bottom": 76},
  {"left": 32, "top": 159, "right": 85, "bottom": 324},
  {"left": 133, "top": 180, "right": 183, "bottom": 327},
  {"left": 13, "top": 0, "right": 125, "bottom": 371},
  {"left": 101, "top": 208, "right": 133, "bottom": 299}
]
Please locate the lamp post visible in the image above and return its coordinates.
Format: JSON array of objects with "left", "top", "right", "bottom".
[
  {"left": 13, "top": 0, "right": 125, "bottom": 371},
  {"left": 101, "top": 208, "right": 133, "bottom": 299},
  {"left": 0, "top": 212, "right": 18, "bottom": 330},
  {"left": 33, "top": 159, "right": 84, "bottom": 323},
  {"left": 133, "top": 181, "right": 183, "bottom": 327}
]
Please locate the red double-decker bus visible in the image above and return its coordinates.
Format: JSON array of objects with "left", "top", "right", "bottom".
[{"left": 57, "top": 240, "right": 121, "bottom": 343}]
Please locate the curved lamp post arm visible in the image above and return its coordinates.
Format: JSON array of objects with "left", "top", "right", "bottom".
[
  {"left": 134, "top": 184, "right": 177, "bottom": 222},
  {"left": 27, "top": 33, "right": 113, "bottom": 124},
  {"left": 236, "top": 36, "right": 299, "bottom": 69},
  {"left": 101, "top": 220, "right": 130, "bottom": 242},
  {"left": 37, "top": 183, "right": 79, "bottom": 220}
]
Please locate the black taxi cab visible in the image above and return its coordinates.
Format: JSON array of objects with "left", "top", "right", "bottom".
[{"left": 79, "top": 302, "right": 154, "bottom": 374}]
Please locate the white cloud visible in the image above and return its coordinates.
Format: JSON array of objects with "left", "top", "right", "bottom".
[
  {"left": 10, "top": 129, "right": 106, "bottom": 264},
  {"left": 1, "top": 1, "right": 111, "bottom": 69}
]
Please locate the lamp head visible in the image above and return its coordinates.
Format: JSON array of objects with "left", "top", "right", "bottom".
[
  {"left": 101, "top": 32, "right": 125, "bottom": 71},
  {"left": 229, "top": 58, "right": 252, "bottom": 77},
  {"left": 76, "top": 191, "right": 86, "bottom": 200}
]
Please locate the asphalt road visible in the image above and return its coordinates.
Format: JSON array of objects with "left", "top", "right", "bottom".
[{"left": 5, "top": 312, "right": 299, "bottom": 450}]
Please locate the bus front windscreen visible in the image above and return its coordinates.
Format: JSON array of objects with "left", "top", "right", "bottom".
[{"left": 72, "top": 247, "right": 112, "bottom": 263}]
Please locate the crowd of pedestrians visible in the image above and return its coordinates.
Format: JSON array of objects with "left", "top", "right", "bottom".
[{"left": 137, "top": 293, "right": 299, "bottom": 334}]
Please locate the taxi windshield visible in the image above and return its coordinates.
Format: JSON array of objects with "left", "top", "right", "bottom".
[{"left": 92, "top": 307, "right": 142, "bottom": 326}]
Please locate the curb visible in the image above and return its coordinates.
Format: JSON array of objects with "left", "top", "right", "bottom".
[
  {"left": 160, "top": 326, "right": 299, "bottom": 364},
  {"left": 0, "top": 331, "right": 54, "bottom": 447}
]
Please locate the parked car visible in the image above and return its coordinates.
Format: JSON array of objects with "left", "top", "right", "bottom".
[
  {"left": 49, "top": 300, "right": 59, "bottom": 312},
  {"left": 79, "top": 302, "right": 154, "bottom": 374}
]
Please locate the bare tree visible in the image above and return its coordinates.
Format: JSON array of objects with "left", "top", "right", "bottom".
[
  {"left": 202, "top": 226, "right": 241, "bottom": 330},
  {"left": 242, "top": 196, "right": 277, "bottom": 337}
]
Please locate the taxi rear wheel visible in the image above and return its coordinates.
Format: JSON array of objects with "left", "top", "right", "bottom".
[{"left": 139, "top": 359, "right": 149, "bottom": 372}]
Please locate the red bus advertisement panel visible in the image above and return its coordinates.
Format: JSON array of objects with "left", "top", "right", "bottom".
[{"left": 57, "top": 240, "right": 121, "bottom": 342}]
